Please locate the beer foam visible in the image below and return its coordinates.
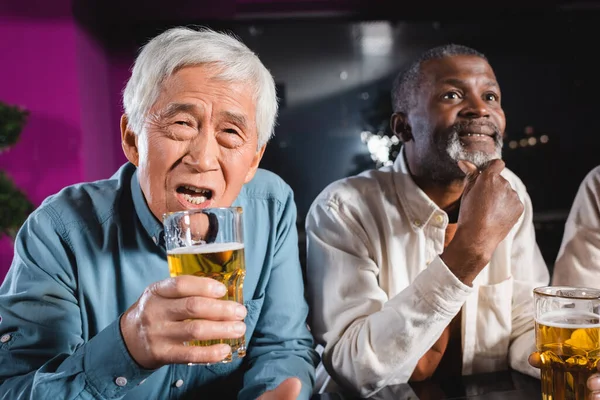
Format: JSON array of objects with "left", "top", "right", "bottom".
[
  {"left": 536, "top": 310, "right": 600, "bottom": 329},
  {"left": 168, "top": 242, "right": 244, "bottom": 255}
]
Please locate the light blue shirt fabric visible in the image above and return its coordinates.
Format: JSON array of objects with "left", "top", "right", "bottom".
[{"left": 0, "top": 163, "right": 318, "bottom": 399}]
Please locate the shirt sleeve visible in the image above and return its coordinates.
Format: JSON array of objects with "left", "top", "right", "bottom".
[
  {"left": 238, "top": 189, "right": 319, "bottom": 400},
  {"left": 507, "top": 185, "right": 550, "bottom": 378},
  {"left": 552, "top": 166, "right": 600, "bottom": 287},
  {"left": 0, "top": 207, "right": 154, "bottom": 399},
  {"left": 305, "top": 197, "right": 473, "bottom": 397}
]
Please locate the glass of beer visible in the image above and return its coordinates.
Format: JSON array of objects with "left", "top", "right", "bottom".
[
  {"left": 163, "top": 207, "right": 246, "bottom": 364},
  {"left": 534, "top": 286, "right": 600, "bottom": 400}
]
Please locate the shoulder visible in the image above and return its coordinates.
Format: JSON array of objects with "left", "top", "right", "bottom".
[
  {"left": 570, "top": 165, "right": 600, "bottom": 211},
  {"left": 237, "top": 168, "right": 294, "bottom": 207},
  {"left": 306, "top": 167, "right": 395, "bottom": 234},
  {"left": 311, "top": 167, "right": 393, "bottom": 207},
  {"left": 579, "top": 165, "right": 600, "bottom": 190},
  {"left": 32, "top": 163, "right": 133, "bottom": 232}
]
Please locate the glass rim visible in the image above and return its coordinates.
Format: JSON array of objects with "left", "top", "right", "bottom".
[
  {"left": 162, "top": 206, "right": 243, "bottom": 221},
  {"left": 534, "top": 286, "right": 600, "bottom": 300}
]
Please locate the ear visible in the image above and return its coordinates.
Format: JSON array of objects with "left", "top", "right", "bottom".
[
  {"left": 121, "top": 114, "right": 140, "bottom": 167},
  {"left": 390, "top": 112, "right": 413, "bottom": 143},
  {"left": 244, "top": 145, "right": 266, "bottom": 184}
]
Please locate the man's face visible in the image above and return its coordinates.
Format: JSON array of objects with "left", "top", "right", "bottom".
[
  {"left": 402, "top": 55, "right": 505, "bottom": 182},
  {"left": 122, "top": 64, "right": 265, "bottom": 221}
]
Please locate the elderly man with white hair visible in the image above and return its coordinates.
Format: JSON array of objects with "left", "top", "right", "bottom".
[{"left": 0, "top": 27, "right": 318, "bottom": 399}]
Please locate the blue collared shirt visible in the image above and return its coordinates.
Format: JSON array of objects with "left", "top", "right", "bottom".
[{"left": 0, "top": 163, "right": 318, "bottom": 399}]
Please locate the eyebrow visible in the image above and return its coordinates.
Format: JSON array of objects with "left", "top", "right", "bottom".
[
  {"left": 159, "top": 103, "right": 199, "bottom": 119},
  {"left": 440, "top": 78, "right": 499, "bottom": 89},
  {"left": 157, "top": 104, "right": 248, "bottom": 129},
  {"left": 219, "top": 111, "right": 248, "bottom": 130}
]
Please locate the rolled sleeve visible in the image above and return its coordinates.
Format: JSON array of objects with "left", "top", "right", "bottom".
[{"left": 409, "top": 257, "right": 473, "bottom": 317}]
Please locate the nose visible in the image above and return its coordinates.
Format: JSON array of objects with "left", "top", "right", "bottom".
[
  {"left": 459, "top": 95, "right": 490, "bottom": 119},
  {"left": 182, "top": 130, "right": 220, "bottom": 172}
]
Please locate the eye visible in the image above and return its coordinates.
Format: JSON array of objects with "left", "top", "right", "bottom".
[
  {"left": 175, "top": 121, "right": 190, "bottom": 126},
  {"left": 218, "top": 128, "right": 245, "bottom": 149},
  {"left": 442, "top": 91, "right": 461, "bottom": 100},
  {"left": 224, "top": 128, "right": 240, "bottom": 135},
  {"left": 484, "top": 93, "right": 499, "bottom": 101}
]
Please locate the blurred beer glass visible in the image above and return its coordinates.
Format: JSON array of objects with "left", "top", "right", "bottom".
[
  {"left": 163, "top": 207, "right": 246, "bottom": 364},
  {"left": 535, "top": 286, "right": 600, "bottom": 400}
]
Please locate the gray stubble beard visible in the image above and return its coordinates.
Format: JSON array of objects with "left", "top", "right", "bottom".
[
  {"left": 446, "top": 131, "right": 503, "bottom": 170},
  {"left": 423, "top": 131, "right": 503, "bottom": 183}
]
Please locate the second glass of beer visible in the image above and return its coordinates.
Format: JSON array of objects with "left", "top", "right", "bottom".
[
  {"left": 534, "top": 286, "right": 600, "bottom": 400},
  {"left": 163, "top": 207, "right": 246, "bottom": 364}
]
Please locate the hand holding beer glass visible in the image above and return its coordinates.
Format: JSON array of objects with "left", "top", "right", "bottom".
[
  {"left": 164, "top": 207, "right": 247, "bottom": 364},
  {"left": 119, "top": 207, "right": 247, "bottom": 369},
  {"left": 534, "top": 286, "right": 600, "bottom": 400}
]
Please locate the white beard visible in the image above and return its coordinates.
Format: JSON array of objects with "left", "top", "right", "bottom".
[{"left": 446, "top": 131, "right": 503, "bottom": 169}]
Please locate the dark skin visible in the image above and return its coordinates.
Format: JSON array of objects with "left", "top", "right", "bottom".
[
  {"left": 390, "top": 55, "right": 524, "bottom": 380},
  {"left": 400, "top": 57, "right": 600, "bottom": 397},
  {"left": 391, "top": 55, "right": 600, "bottom": 398}
]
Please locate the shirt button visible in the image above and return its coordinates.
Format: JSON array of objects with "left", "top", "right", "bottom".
[
  {"left": 0, "top": 334, "right": 11, "bottom": 343},
  {"left": 175, "top": 379, "right": 184, "bottom": 388},
  {"left": 435, "top": 215, "right": 444, "bottom": 224},
  {"left": 115, "top": 377, "right": 128, "bottom": 387},
  {"left": 414, "top": 220, "right": 422, "bottom": 227}
]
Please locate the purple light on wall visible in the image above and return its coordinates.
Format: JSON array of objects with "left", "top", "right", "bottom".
[
  {"left": 0, "top": 17, "right": 85, "bottom": 277},
  {"left": 0, "top": 13, "right": 130, "bottom": 279}
]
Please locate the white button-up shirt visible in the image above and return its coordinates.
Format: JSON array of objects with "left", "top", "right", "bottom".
[
  {"left": 553, "top": 165, "right": 600, "bottom": 286},
  {"left": 305, "top": 149, "right": 549, "bottom": 397}
]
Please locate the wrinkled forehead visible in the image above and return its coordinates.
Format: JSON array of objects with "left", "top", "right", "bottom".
[
  {"left": 419, "top": 55, "right": 498, "bottom": 87},
  {"left": 153, "top": 64, "right": 257, "bottom": 116}
]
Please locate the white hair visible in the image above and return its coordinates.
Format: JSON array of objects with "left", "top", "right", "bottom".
[{"left": 122, "top": 26, "right": 278, "bottom": 148}]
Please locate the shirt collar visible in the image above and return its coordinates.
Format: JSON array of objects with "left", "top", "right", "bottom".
[
  {"left": 131, "top": 169, "right": 164, "bottom": 246},
  {"left": 392, "top": 146, "right": 448, "bottom": 231}
]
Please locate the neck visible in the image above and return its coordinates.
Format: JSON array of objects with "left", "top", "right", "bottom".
[
  {"left": 403, "top": 146, "right": 466, "bottom": 215},
  {"left": 411, "top": 175, "right": 465, "bottom": 216}
]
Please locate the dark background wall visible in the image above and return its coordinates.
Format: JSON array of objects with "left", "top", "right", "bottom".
[
  {"left": 75, "top": 2, "right": 600, "bottom": 271},
  {"left": 2, "top": 0, "right": 599, "bottom": 275},
  {"left": 89, "top": 8, "right": 598, "bottom": 272}
]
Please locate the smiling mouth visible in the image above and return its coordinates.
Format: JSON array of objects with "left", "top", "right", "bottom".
[
  {"left": 176, "top": 185, "right": 213, "bottom": 205},
  {"left": 458, "top": 131, "right": 497, "bottom": 144}
]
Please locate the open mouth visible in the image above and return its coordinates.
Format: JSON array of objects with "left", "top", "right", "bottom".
[
  {"left": 458, "top": 131, "right": 496, "bottom": 144},
  {"left": 176, "top": 185, "right": 213, "bottom": 205}
]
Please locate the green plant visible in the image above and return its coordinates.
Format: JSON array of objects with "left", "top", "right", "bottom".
[
  {"left": 0, "top": 171, "right": 34, "bottom": 239},
  {"left": 0, "top": 101, "right": 33, "bottom": 239},
  {"left": 0, "top": 102, "right": 29, "bottom": 149}
]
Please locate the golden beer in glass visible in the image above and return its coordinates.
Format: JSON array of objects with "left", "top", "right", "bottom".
[
  {"left": 534, "top": 286, "right": 600, "bottom": 400},
  {"left": 163, "top": 207, "right": 246, "bottom": 364}
]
